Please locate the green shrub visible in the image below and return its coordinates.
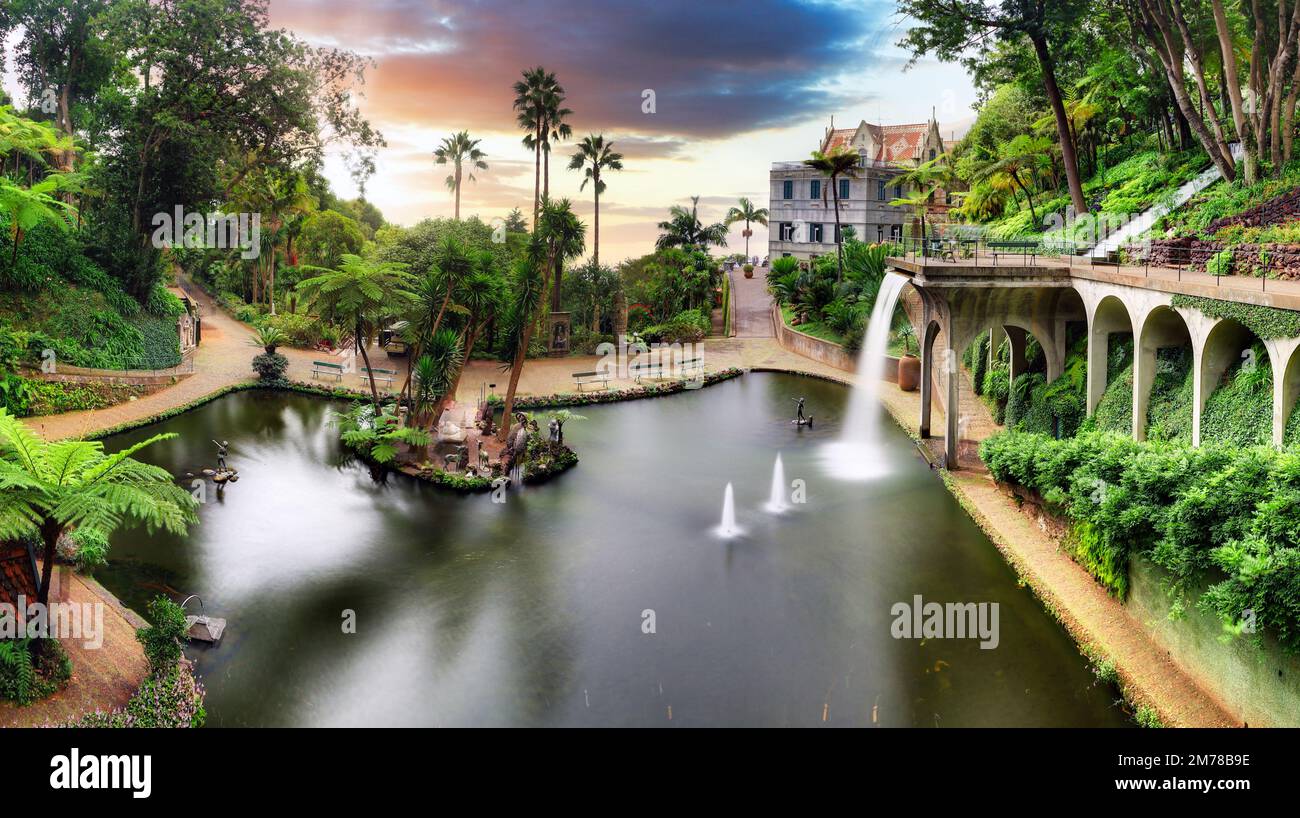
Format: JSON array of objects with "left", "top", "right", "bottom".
[
  {"left": 1199, "top": 343, "right": 1272, "bottom": 447},
  {"left": 251, "top": 351, "right": 289, "bottom": 382},
  {"left": 136, "top": 596, "right": 191, "bottom": 673}
]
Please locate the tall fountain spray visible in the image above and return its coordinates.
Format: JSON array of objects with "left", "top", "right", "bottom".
[
  {"left": 821, "top": 271, "right": 908, "bottom": 481},
  {"left": 716, "top": 482, "right": 740, "bottom": 538},
  {"left": 764, "top": 453, "right": 788, "bottom": 513}
]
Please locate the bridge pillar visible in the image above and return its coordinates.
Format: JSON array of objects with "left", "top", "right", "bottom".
[
  {"left": 919, "top": 303, "right": 936, "bottom": 439},
  {"left": 1005, "top": 326, "right": 1028, "bottom": 383},
  {"left": 1266, "top": 338, "right": 1300, "bottom": 447},
  {"left": 1086, "top": 323, "right": 1108, "bottom": 416},
  {"left": 1133, "top": 336, "right": 1157, "bottom": 442},
  {"left": 945, "top": 342, "right": 961, "bottom": 467}
]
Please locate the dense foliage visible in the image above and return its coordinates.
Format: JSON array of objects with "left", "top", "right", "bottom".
[{"left": 981, "top": 430, "right": 1300, "bottom": 653}]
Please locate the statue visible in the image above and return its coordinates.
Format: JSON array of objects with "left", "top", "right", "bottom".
[
  {"left": 213, "top": 440, "right": 229, "bottom": 470},
  {"left": 548, "top": 418, "right": 560, "bottom": 444},
  {"left": 791, "top": 398, "right": 813, "bottom": 427}
]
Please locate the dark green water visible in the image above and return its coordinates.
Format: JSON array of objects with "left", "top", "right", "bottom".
[{"left": 98, "top": 373, "right": 1128, "bottom": 727}]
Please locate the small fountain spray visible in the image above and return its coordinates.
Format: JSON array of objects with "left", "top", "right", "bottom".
[
  {"left": 716, "top": 482, "right": 741, "bottom": 538},
  {"left": 764, "top": 453, "right": 788, "bottom": 513}
]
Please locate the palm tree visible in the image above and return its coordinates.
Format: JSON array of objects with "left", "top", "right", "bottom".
[
  {"left": 441, "top": 253, "right": 503, "bottom": 406},
  {"left": 803, "top": 147, "right": 859, "bottom": 282},
  {"left": 535, "top": 195, "right": 586, "bottom": 313},
  {"left": 655, "top": 196, "right": 729, "bottom": 251},
  {"left": 297, "top": 255, "right": 417, "bottom": 409},
  {"left": 497, "top": 199, "right": 585, "bottom": 442},
  {"left": 433, "top": 131, "right": 489, "bottom": 219},
  {"left": 0, "top": 410, "right": 197, "bottom": 614},
  {"left": 496, "top": 245, "right": 547, "bottom": 444},
  {"left": 567, "top": 134, "right": 623, "bottom": 267},
  {"left": 411, "top": 328, "right": 465, "bottom": 428},
  {"left": 724, "top": 197, "right": 769, "bottom": 259},
  {"left": 513, "top": 67, "right": 571, "bottom": 220}
]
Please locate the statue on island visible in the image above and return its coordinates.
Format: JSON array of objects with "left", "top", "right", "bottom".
[
  {"left": 213, "top": 439, "right": 229, "bottom": 470},
  {"left": 548, "top": 418, "right": 560, "bottom": 444},
  {"left": 791, "top": 397, "right": 813, "bottom": 428}
]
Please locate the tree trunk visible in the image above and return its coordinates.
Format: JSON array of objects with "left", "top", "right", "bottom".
[
  {"left": 532, "top": 138, "right": 541, "bottom": 222},
  {"left": 1213, "top": 0, "right": 1254, "bottom": 180},
  {"left": 497, "top": 319, "right": 535, "bottom": 443},
  {"left": 37, "top": 518, "right": 60, "bottom": 608},
  {"left": 593, "top": 175, "right": 600, "bottom": 267},
  {"left": 454, "top": 164, "right": 462, "bottom": 220},
  {"left": 1031, "top": 34, "right": 1088, "bottom": 215},
  {"left": 357, "top": 320, "right": 380, "bottom": 410}
]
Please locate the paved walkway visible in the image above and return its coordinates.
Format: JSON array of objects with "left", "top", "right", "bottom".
[{"left": 730, "top": 266, "right": 775, "bottom": 337}]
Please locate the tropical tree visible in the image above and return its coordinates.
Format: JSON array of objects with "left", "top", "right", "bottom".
[
  {"left": 297, "top": 255, "right": 417, "bottom": 409},
  {"left": 803, "top": 147, "right": 859, "bottom": 281},
  {"left": 724, "top": 197, "right": 769, "bottom": 260},
  {"left": 0, "top": 410, "right": 197, "bottom": 616},
  {"left": 0, "top": 175, "right": 76, "bottom": 264},
  {"left": 567, "top": 134, "right": 623, "bottom": 266},
  {"left": 496, "top": 245, "right": 547, "bottom": 444},
  {"left": 441, "top": 252, "right": 503, "bottom": 404},
  {"left": 656, "top": 196, "right": 729, "bottom": 251},
  {"left": 971, "top": 135, "right": 1052, "bottom": 229},
  {"left": 513, "top": 67, "right": 571, "bottom": 219},
  {"left": 410, "top": 328, "right": 465, "bottom": 428},
  {"left": 889, "top": 155, "right": 951, "bottom": 246},
  {"left": 433, "top": 130, "right": 488, "bottom": 220},
  {"left": 535, "top": 196, "right": 586, "bottom": 313}
]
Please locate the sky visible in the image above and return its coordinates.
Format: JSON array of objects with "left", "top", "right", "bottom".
[{"left": 4, "top": 0, "right": 978, "bottom": 264}]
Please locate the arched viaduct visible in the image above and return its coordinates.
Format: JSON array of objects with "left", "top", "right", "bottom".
[{"left": 890, "top": 257, "right": 1300, "bottom": 468}]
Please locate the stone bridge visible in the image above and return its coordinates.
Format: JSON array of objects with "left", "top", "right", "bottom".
[{"left": 889, "top": 255, "right": 1300, "bottom": 467}]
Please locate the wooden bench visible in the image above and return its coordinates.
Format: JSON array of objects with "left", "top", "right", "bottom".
[
  {"left": 573, "top": 370, "right": 609, "bottom": 392},
  {"left": 359, "top": 367, "right": 397, "bottom": 388},
  {"left": 987, "top": 240, "right": 1039, "bottom": 266},
  {"left": 679, "top": 357, "right": 705, "bottom": 380},
  {"left": 312, "top": 360, "right": 344, "bottom": 381}
]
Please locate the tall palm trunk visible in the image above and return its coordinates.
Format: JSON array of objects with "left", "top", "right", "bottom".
[
  {"left": 454, "top": 163, "right": 463, "bottom": 219},
  {"left": 593, "top": 172, "right": 601, "bottom": 267}
]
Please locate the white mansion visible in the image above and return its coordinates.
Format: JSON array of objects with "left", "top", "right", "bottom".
[{"left": 769, "top": 115, "right": 953, "bottom": 262}]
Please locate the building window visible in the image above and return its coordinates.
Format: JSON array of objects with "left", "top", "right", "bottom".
[
  {"left": 839, "top": 178, "right": 850, "bottom": 200},
  {"left": 929, "top": 148, "right": 936, "bottom": 161},
  {"left": 876, "top": 225, "right": 884, "bottom": 241},
  {"left": 894, "top": 185, "right": 903, "bottom": 200},
  {"left": 810, "top": 179, "right": 821, "bottom": 200},
  {"left": 782, "top": 180, "right": 793, "bottom": 200},
  {"left": 778, "top": 222, "right": 793, "bottom": 241},
  {"left": 834, "top": 224, "right": 843, "bottom": 244},
  {"left": 809, "top": 223, "right": 824, "bottom": 243},
  {"left": 877, "top": 180, "right": 886, "bottom": 200},
  {"left": 890, "top": 225, "right": 902, "bottom": 241}
]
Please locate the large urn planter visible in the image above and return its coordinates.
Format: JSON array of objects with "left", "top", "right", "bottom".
[{"left": 897, "top": 354, "right": 920, "bottom": 392}]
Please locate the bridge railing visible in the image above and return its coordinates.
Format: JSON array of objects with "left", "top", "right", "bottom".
[{"left": 889, "top": 236, "right": 1084, "bottom": 267}]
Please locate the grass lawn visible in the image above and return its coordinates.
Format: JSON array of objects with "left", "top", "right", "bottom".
[{"left": 780, "top": 305, "right": 845, "bottom": 346}]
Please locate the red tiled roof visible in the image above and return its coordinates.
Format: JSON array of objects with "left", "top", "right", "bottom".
[
  {"left": 0, "top": 541, "right": 39, "bottom": 609},
  {"left": 821, "top": 121, "right": 934, "bottom": 162}
]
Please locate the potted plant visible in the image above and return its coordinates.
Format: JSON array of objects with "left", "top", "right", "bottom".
[
  {"left": 896, "top": 323, "right": 920, "bottom": 392},
  {"left": 743, "top": 263, "right": 754, "bottom": 278},
  {"left": 249, "top": 324, "right": 288, "bottom": 354}
]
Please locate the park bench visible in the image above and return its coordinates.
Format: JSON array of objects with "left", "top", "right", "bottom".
[
  {"left": 312, "top": 360, "right": 344, "bottom": 381},
  {"left": 987, "top": 240, "right": 1040, "bottom": 266},
  {"left": 679, "top": 357, "right": 705, "bottom": 380},
  {"left": 573, "top": 370, "right": 610, "bottom": 392},
  {"left": 359, "top": 366, "right": 397, "bottom": 389}
]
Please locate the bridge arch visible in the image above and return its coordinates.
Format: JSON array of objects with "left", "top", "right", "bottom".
[
  {"left": 1085, "top": 295, "right": 1134, "bottom": 416},
  {"left": 1196, "top": 317, "right": 1273, "bottom": 447},
  {"left": 1134, "top": 305, "right": 1193, "bottom": 441}
]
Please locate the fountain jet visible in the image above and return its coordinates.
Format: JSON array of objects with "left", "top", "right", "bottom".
[
  {"left": 716, "top": 482, "right": 741, "bottom": 538},
  {"left": 764, "top": 453, "right": 788, "bottom": 513}
]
